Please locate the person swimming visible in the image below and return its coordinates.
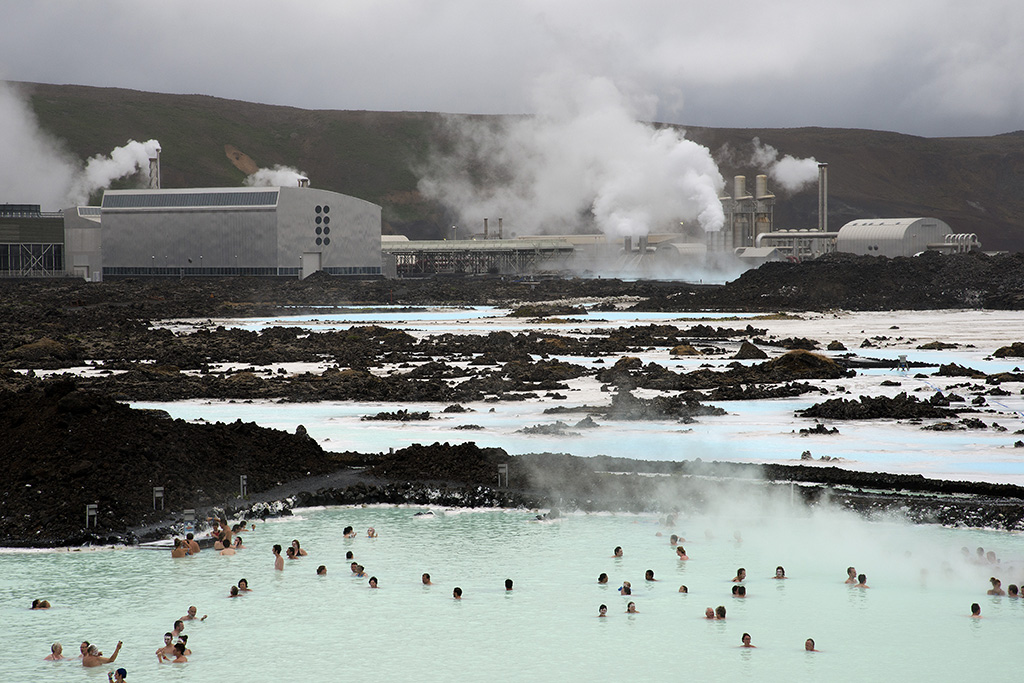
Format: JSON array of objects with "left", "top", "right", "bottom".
[
  {"left": 805, "top": 638, "right": 818, "bottom": 652},
  {"left": 155, "top": 633, "right": 175, "bottom": 658},
  {"left": 229, "top": 586, "right": 240, "bottom": 597},
  {"left": 82, "top": 641, "right": 122, "bottom": 667},
  {"left": 286, "top": 546, "right": 297, "bottom": 560},
  {"left": 453, "top": 587, "right": 463, "bottom": 600},
  {"left": 291, "top": 539, "right": 308, "bottom": 556},
  {"left": 971, "top": 603, "right": 982, "bottom": 618},
  {"left": 773, "top": 566, "right": 787, "bottom": 579},
  {"left": 369, "top": 576, "right": 379, "bottom": 588},
  {"left": 856, "top": 573, "right": 870, "bottom": 588},
  {"left": 30, "top": 598, "right": 51, "bottom": 609},
  {"left": 343, "top": 526, "right": 357, "bottom": 538},
  {"left": 598, "top": 604, "right": 608, "bottom": 617},
  {"left": 987, "top": 577, "right": 1005, "bottom": 596},
  {"left": 317, "top": 565, "right": 327, "bottom": 576},
  {"left": 44, "top": 642, "right": 65, "bottom": 661},
  {"left": 619, "top": 581, "right": 631, "bottom": 595},
  {"left": 160, "top": 642, "right": 187, "bottom": 663},
  {"left": 613, "top": 546, "right": 623, "bottom": 558},
  {"left": 238, "top": 578, "right": 251, "bottom": 592},
  {"left": 678, "top": 585, "right": 688, "bottom": 593},
  {"left": 367, "top": 527, "right": 378, "bottom": 538},
  {"left": 704, "top": 607, "right": 715, "bottom": 619},
  {"left": 626, "top": 601, "right": 638, "bottom": 614},
  {"left": 422, "top": 573, "right": 433, "bottom": 585},
  {"left": 737, "top": 586, "right": 746, "bottom": 597},
  {"left": 346, "top": 551, "right": 355, "bottom": 560},
  {"left": 505, "top": 578, "right": 513, "bottom": 591},
  {"left": 676, "top": 546, "right": 689, "bottom": 560},
  {"left": 845, "top": 566, "right": 857, "bottom": 584},
  {"left": 598, "top": 573, "right": 609, "bottom": 584},
  {"left": 740, "top": 633, "right": 755, "bottom": 648},
  {"left": 715, "top": 605, "right": 726, "bottom": 620},
  {"left": 181, "top": 606, "right": 206, "bottom": 621},
  {"left": 732, "top": 568, "right": 746, "bottom": 583},
  {"left": 1008, "top": 584, "right": 1019, "bottom": 597},
  {"left": 108, "top": 668, "right": 127, "bottom": 682},
  {"left": 645, "top": 569, "right": 656, "bottom": 581}
]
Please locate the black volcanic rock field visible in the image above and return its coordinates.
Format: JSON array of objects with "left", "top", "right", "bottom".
[{"left": 4, "top": 251, "right": 1024, "bottom": 545}]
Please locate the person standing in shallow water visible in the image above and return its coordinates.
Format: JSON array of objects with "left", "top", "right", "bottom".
[
  {"left": 805, "top": 638, "right": 818, "bottom": 652},
  {"left": 740, "top": 633, "right": 755, "bottom": 648},
  {"left": 845, "top": 567, "right": 857, "bottom": 584},
  {"left": 272, "top": 544, "right": 284, "bottom": 571}
]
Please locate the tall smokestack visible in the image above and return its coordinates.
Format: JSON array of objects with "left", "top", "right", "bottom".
[
  {"left": 498, "top": 217, "right": 503, "bottom": 239},
  {"left": 818, "top": 163, "right": 828, "bottom": 232},
  {"left": 484, "top": 218, "right": 489, "bottom": 239},
  {"left": 148, "top": 144, "right": 161, "bottom": 189},
  {"left": 734, "top": 175, "right": 747, "bottom": 199}
]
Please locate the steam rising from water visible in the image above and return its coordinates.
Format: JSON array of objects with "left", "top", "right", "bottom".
[
  {"left": 245, "top": 164, "right": 308, "bottom": 187},
  {"left": 418, "top": 73, "right": 725, "bottom": 238}
]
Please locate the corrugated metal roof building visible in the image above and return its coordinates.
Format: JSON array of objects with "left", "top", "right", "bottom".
[{"left": 835, "top": 218, "right": 952, "bottom": 258}]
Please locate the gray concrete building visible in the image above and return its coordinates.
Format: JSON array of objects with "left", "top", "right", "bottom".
[{"left": 75, "top": 186, "right": 381, "bottom": 279}]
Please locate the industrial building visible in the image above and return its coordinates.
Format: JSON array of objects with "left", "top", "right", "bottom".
[
  {"left": 64, "top": 185, "right": 382, "bottom": 280},
  {"left": 0, "top": 204, "right": 65, "bottom": 277},
  {"left": 833, "top": 218, "right": 979, "bottom": 258}
]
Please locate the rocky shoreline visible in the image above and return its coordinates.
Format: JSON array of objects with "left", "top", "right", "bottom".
[{"left": 4, "top": 252, "right": 1024, "bottom": 546}]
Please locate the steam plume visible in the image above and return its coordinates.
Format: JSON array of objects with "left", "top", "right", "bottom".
[
  {"left": 418, "top": 73, "right": 725, "bottom": 238},
  {"left": 70, "top": 138, "right": 161, "bottom": 205},
  {"left": 245, "top": 165, "right": 308, "bottom": 187},
  {"left": 748, "top": 137, "right": 819, "bottom": 192}
]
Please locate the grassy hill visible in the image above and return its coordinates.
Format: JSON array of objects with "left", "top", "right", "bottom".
[{"left": 18, "top": 82, "right": 1024, "bottom": 250}]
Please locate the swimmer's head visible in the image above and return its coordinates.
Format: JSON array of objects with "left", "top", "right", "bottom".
[
  {"left": 80, "top": 642, "right": 89, "bottom": 654},
  {"left": 505, "top": 579, "right": 513, "bottom": 590},
  {"left": 741, "top": 633, "right": 751, "bottom": 646},
  {"left": 736, "top": 568, "right": 746, "bottom": 581},
  {"left": 174, "top": 643, "right": 186, "bottom": 656},
  {"left": 598, "top": 573, "right": 608, "bottom": 584},
  {"left": 645, "top": 569, "right": 655, "bottom": 581},
  {"left": 805, "top": 638, "right": 815, "bottom": 651},
  {"left": 613, "top": 546, "right": 623, "bottom": 557},
  {"left": 422, "top": 573, "right": 431, "bottom": 584},
  {"left": 230, "top": 586, "right": 239, "bottom": 596},
  {"left": 732, "top": 585, "right": 739, "bottom": 595},
  {"left": 1009, "top": 584, "right": 1019, "bottom": 596},
  {"left": 272, "top": 544, "right": 282, "bottom": 555},
  {"left": 716, "top": 605, "right": 726, "bottom": 619},
  {"left": 678, "top": 585, "right": 688, "bottom": 593},
  {"left": 173, "top": 620, "right": 184, "bottom": 631},
  {"left": 776, "top": 566, "right": 785, "bottom": 578},
  {"left": 346, "top": 551, "right": 354, "bottom": 560},
  {"left": 369, "top": 576, "right": 378, "bottom": 587},
  {"left": 971, "top": 602, "right": 981, "bottom": 615},
  {"left": 705, "top": 607, "right": 715, "bottom": 618},
  {"left": 163, "top": 633, "right": 173, "bottom": 644},
  {"left": 847, "top": 566, "right": 857, "bottom": 578},
  {"left": 453, "top": 587, "right": 462, "bottom": 599},
  {"left": 87, "top": 645, "right": 100, "bottom": 656},
  {"left": 317, "top": 565, "right": 327, "bottom": 575},
  {"left": 858, "top": 574, "right": 867, "bottom": 584},
  {"left": 51, "top": 643, "right": 62, "bottom": 655},
  {"left": 669, "top": 534, "right": 678, "bottom": 544},
  {"left": 599, "top": 604, "right": 607, "bottom": 615},
  {"left": 238, "top": 578, "right": 248, "bottom": 589},
  {"left": 186, "top": 533, "right": 194, "bottom": 541},
  {"left": 115, "top": 668, "right": 127, "bottom": 679},
  {"left": 187, "top": 606, "right": 197, "bottom": 617},
  {"left": 738, "top": 586, "right": 746, "bottom": 596}
]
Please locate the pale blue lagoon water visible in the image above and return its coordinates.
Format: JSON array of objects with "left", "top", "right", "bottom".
[{"left": 6, "top": 507, "right": 1023, "bottom": 682}]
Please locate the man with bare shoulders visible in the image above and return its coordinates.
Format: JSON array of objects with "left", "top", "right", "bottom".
[
  {"left": 181, "top": 605, "right": 207, "bottom": 622},
  {"left": 856, "top": 573, "right": 870, "bottom": 588},
  {"left": 156, "top": 632, "right": 175, "bottom": 659},
  {"left": 845, "top": 566, "right": 857, "bottom": 584},
  {"left": 971, "top": 603, "right": 982, "bottom": 618},
  {"left": 186, "top": 532, "right": 200, "bottom": 555},
  {"left": 273, "top": 544, "right": 284, "bottom": 571},
  {"left": 732, "top": 568, "right": 746, "bottom": 583},
  {"left": 82, "top": 641, "right": 122, "bottom": 667},
  {"left": 44, "top": 643, "right": 66, "bottom": 661},
  {"left": 171, "top": 539, "right": 187, "bottom": 558},
  {"left": 422, "top": 573, "right": 433, "bottom": 585}
]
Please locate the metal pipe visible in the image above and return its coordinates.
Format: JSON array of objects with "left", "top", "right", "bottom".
[{"left": 818, "top": 163, "right": 828, "bottom": 232}]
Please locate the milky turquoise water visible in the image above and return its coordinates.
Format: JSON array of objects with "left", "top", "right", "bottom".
[{"left": 6, "top": 506, "right": 1022, "bottom": 682}]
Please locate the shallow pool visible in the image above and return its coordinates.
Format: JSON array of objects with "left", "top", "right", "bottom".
[{"left": 6, "top": 505, "right": 1023, "bottom": 682}]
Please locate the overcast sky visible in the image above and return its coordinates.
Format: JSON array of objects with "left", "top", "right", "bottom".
[{"left": 1, "top": 0, "right": 1021, "bottom": 137}]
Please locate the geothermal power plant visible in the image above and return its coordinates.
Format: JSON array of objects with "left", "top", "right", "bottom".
[{"left": 1, "top": 154, "right": 983, "bottom": 280}]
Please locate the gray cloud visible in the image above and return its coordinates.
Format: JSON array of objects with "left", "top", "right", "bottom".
[{"left": 1, "top": 1, "right": 1021, "bottom": 137}]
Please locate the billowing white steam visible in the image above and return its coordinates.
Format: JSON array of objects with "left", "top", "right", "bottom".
[
  {"left": 418, "top": 73, "right": 725, "bottom": 237},
  {"left": 749, "top": 137, "right": 819, "bottom": 192},
  {"left": 0, "top": 81, "right": 163, "bottom": 207},
  {"left": 70, "top": 138, "right": 161, "bottom": 205},
  {"left": 245, "top": 165, "right": 308, "bottom": 187},
  {"left": 0, "top": 82, "right": 78, "bottom": 209}
]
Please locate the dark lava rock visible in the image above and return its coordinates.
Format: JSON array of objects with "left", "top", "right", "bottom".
[
  {"left": 734, "top": 341, "right": 768, "bottom": 360},
  {"left": 798, "top": 392, "right": 961, "bottom": 420},
  {"left": 994, "top": 342, "right": 1024, "bottom": 358},
  {"left": 827, "top": 340, "right": 847, "bottom": 351},
  {"left": 0, "top": 377, "right": 338, "bottom": 546}
]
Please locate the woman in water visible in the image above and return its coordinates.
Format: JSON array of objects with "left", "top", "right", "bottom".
[
  {"left": 676, "top": 546, "right": 689, "bottom": 560},
  {"left": 598, "top": 604, "right": 608, "bottom": 617},
  {"left": 238, "top": 578, "right": 251, "bottom": 592},
  {"left": 367, "top": 527, "right": 378, "bottom": 538},
  {"left": 740, "top": 633, "right": 755, "bottom": 648},
  {"left": 369, "top": 576, "right": 379, "bottom": 588},
  {"left": 597, "top": 573, "right": 609, "bottom": 584},
  {"left": 44, "top": 643, "right": 66, "bottom": 661},
  {"left": 620, "top": 581, "right": 631, "bottom": 595},
  {"left": 773, "top": 566, "right": 787, "bottom": 579},
  {"left": 987, "top": 577, "right": 1005, "bottom": 596},
  {"left": 291, "top": 539, "right": 307, "bottom": 557},
  {"left": 626, "top": 602, "right": 638, "bottom": 613}
]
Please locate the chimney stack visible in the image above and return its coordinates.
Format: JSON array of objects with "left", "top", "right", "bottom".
[
  {"left": 483, "top": 218, "right": 489, "bottom": 239},
  {"left": 148, "top": 145, "right": 161, "bottom": 189},
  {"left": 817, "top": 163, "right": 828, "bottom": 232},
  {"left": 498, "top": 218, "right": 503, "bottom": 239}
]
